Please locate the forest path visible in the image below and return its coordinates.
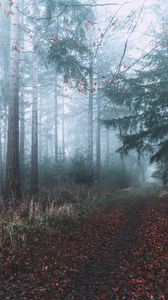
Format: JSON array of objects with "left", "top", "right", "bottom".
[
  {"left": 68, "top": 199, "right": 146, "bottom": 299},
  {"left": 0, "top": 194, "right": 167, "bottom": 299}
]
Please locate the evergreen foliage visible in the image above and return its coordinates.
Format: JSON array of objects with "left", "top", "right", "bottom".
[
  {"left": 104, "top": 24, "right": 168, "bottom": 184},
  {"left": 70, "top": 151, "right": 94, "bottom": 185},
  {"left": 45, "top": 0, "right": 94, "bottom": 81},
  {"left": 49, "top": 38, "right": 90, "bottom": 79}
]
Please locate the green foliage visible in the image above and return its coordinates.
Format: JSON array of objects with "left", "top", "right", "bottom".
[
  {"left": 152, "top": 161, "right": 168, "bottom": 186},
  {"left": 69, "top": 151, "right": 94, "bottom": 185},
  {"left": 104, "top": 23, "right": 168, "bottom": 185},
  {"left": 46, "top": 212, "right": 79, "bottom": 235},
  {"left": 44, "top": 0, "right": 94, "bottom": 82},
  {"left": 101, "top": 156, "right": 141, "bottom": 189},
  {"left": 40, "top": 156, "right": 57, "bottom": 187},
  {"left": 49, "top": 38, "right": 90, "bottom": 79},
  {"left": 80, "top": 186, "right": 160, "bottom": 215},
  {"left": 0, "top": 200, "right": 79, "bottom": 249},
  {"left": 11, "top": 222, "right": 49, "bottom": 246}
]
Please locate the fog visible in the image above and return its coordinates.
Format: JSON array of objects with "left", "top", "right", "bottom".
[{"left": 0, "top": 0, "right": 167, "bottom": 198}]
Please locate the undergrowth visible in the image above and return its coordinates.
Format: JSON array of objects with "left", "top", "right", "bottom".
[
  {"left": 80, "top": 185, "right": 160, "bottom": 215},
  {"left": 0, "top": 184, "right": 161, "bottom": 251}
]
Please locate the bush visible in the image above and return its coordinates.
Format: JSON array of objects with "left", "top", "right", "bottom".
[
  {"left": 69, "top": 151, "right": 94, "bottom": 185},
  {"left": 9, "top": 222, "right": 49, "bottom": 247},
  {"left": 152, "top": 161, "right": 168, "bottom": 187},
  {"left": 40, "top": 156, "right": 57, "bottom": 187},
  {"left": 101, "top": 157, "right": 141, "bottom": 189}
]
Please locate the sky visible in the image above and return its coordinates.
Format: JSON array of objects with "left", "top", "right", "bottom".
[{"left": 95, "top": 0, "right": 159, "bottom": 59}]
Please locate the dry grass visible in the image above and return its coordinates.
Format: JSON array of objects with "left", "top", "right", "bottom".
[
  {"left": 0, "top": 201, "right": 79, "bottom": 250},
  {"left": 0, "top": 184, "right": 161, "bottom": 251},
  {"left": 159, "top": 190, "right": 168, "bottom": 199},
  {"left": 0, "top": 184, "right": 101, "bottom": 251}
]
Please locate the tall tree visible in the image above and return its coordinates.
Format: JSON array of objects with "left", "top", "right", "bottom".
[
  {"left": 105, "top": 125, "right": 110, "bottom": 166},
  {"left": 19, "top": 88, "right": 25, "bottom": 185},
  {"left": 105, "top": 20, "right": 168, "bottom": 185},
  {"left": 88, "top": 66, "right": 94, "bottom": 172},
  {"left": 0, "top": 0, "right": 11, "bottom": 191},
  {"left": 54, "top": 70, "right": 58, "bottom": 168},
  {"left": 31, "top": 0, "right": 39, "bottom": 194},
  {"left": 19, "top": 0, "right": 25, "bottom": 186},
  {"left": 62, "top": 84, "right": 65, "bottom": 163},
  {"left": 31, "top": 63, "right": 38, "bottom": 194},
  {"left": 0, "top": 94, "right": 3, "bottom": 194},
  {"left": 96, "top": 79, "right": 101, "bottom": 182},
  {"left": 5, "top": 0, "right": 21, "bottom": 199}
]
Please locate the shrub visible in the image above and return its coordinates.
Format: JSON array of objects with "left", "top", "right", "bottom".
[
  {"left": 152, "top": 161, "right": 168, "bottom": 187},
  {"left": 40, "top": 156, "right": 57, "bottom": 187},
  {"left": 69, "top": 151, "right": 94, "bottom": 185},
  {"left": 101, "top": 157, "right": 141, "bottom": 189},
  {"left": 10, "top": 222, "right": 49, "bottom": 246}
]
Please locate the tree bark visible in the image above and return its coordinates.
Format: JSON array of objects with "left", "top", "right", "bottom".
[
  {"left": 0, "top": 98, "right": 3, "bottom": 194},
  {"left": 5, "top": 1, "right": 21, "bottom": 199},
  {"left": 20, "top": 90, "right": 25, "bottom": 186},
  {"left": 105, "top": 126, "right": 110, "bottom": 166},
  {"left": 88, "top": 67, "right": 94, "bottom": 173},
  {"left": 38, "top": 89, "right": 42, "bottom": 177},
  {"left": 55, "top": 70, "right": 58, "bottom": 168},
  {"left": 31, "top": 48, "right": 38, "bottom": 194},
  {"left": 31, "top": 1, "right": 38, "bottom": 194},
  {"left": 19, "top": 1, "right": 25, "bottom": 186},
  {"left": 96, "top": 83, "right": 101, "bottom": 182},
  {"left": 54, "top": 18, "right": 59, "bottom": 169},
  {"left": 62, "top": 82, "right": 65, "bottom": 165}
]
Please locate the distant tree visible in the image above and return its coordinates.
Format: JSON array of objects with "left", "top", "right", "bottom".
[
  {"left": 19, "top": 0, "right": 25, "bottom": 186},
  {"left": 31, "top": 0, "right": 39, "bottom": 194},
  {"left": 45, "top": 0, "right": 95, "bottom": 173},
  {"left": 96, "top": 76, "right": 101, "bottom": 183}
]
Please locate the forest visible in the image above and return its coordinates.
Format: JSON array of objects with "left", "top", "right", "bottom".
[{"left": 0, "top": 0, "right": 167, "bottom": 299}]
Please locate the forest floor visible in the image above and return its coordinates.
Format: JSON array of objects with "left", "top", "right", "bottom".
[{"left": 0, "top": 188, "right": 167, "bottom": 299}]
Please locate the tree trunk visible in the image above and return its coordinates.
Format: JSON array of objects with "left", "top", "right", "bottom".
[
  {"left": 55, "top": 70, "right": 58, "bottom": 168},
  {"left": 19, "top": 1, "right": 25, "bottom": 187},
  {"left": 31, "top": 0, "right": 39, "bottom": 194},
  {"left": 54, "top": 18, "right": 59, "bottom": 169},
  {"left": 2, "top": 0, "right": 11, "bottom": 84},
  {"left": 88, "top": 67, "right": 94, "bottom": 173},
  {"left": 96, "top": 83, "right": 101, "bottom": 182},
  {"left": 62, "top": 83, "right": 65, "bottom": 164},
  {"left": 0, "top": 98, "right": 3, "bottom": 194},
  {"left": 38, "top": 89, "right": 42, "bottom": 180},
  {"left": 20, "top": 90, "right": 25, "bottom": 186},
  {"left": 1, "top": 0, "right": 11, "bottom": 193},
  {"left": 3, "top": 108, "right": 7, "bottom": 181},
  {"left": 5, "top": 1, "right": 21, "bottom": 199},
  {"left": 31, "top": 49, "right": 38, "bottom": 194},
  {"left": 105, "top": 126, "right": 110, "bottom": 166}
]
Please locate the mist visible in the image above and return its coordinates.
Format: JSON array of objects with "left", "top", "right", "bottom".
[
  {"left": 0, "top": 1, "right": 168, "bottom": 299},
  {"left": 1, "top": 0, "right": 165, "bottom": 196}
]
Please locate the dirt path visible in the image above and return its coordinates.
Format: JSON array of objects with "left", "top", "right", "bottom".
[
  {"left": 68, "top": 200, "right": 145, "bottom": 299},
  {"left": 0, "top": 198, "right": 167, "bottom": 299}
]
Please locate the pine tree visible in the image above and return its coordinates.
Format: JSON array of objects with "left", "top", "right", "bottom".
[
  {"left": 31, "top": 0, "right": 39, "bottom": 194},
  {"left": 5, "top": 0, "right": 21, "bottom": 199},
  {"left": 104, "top": 22, "right": 168, "bottom": 185}
]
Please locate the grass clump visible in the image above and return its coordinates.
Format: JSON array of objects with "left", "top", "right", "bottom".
[{"left": 0, "top": 199, "right": 79, "bottom": 251}]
